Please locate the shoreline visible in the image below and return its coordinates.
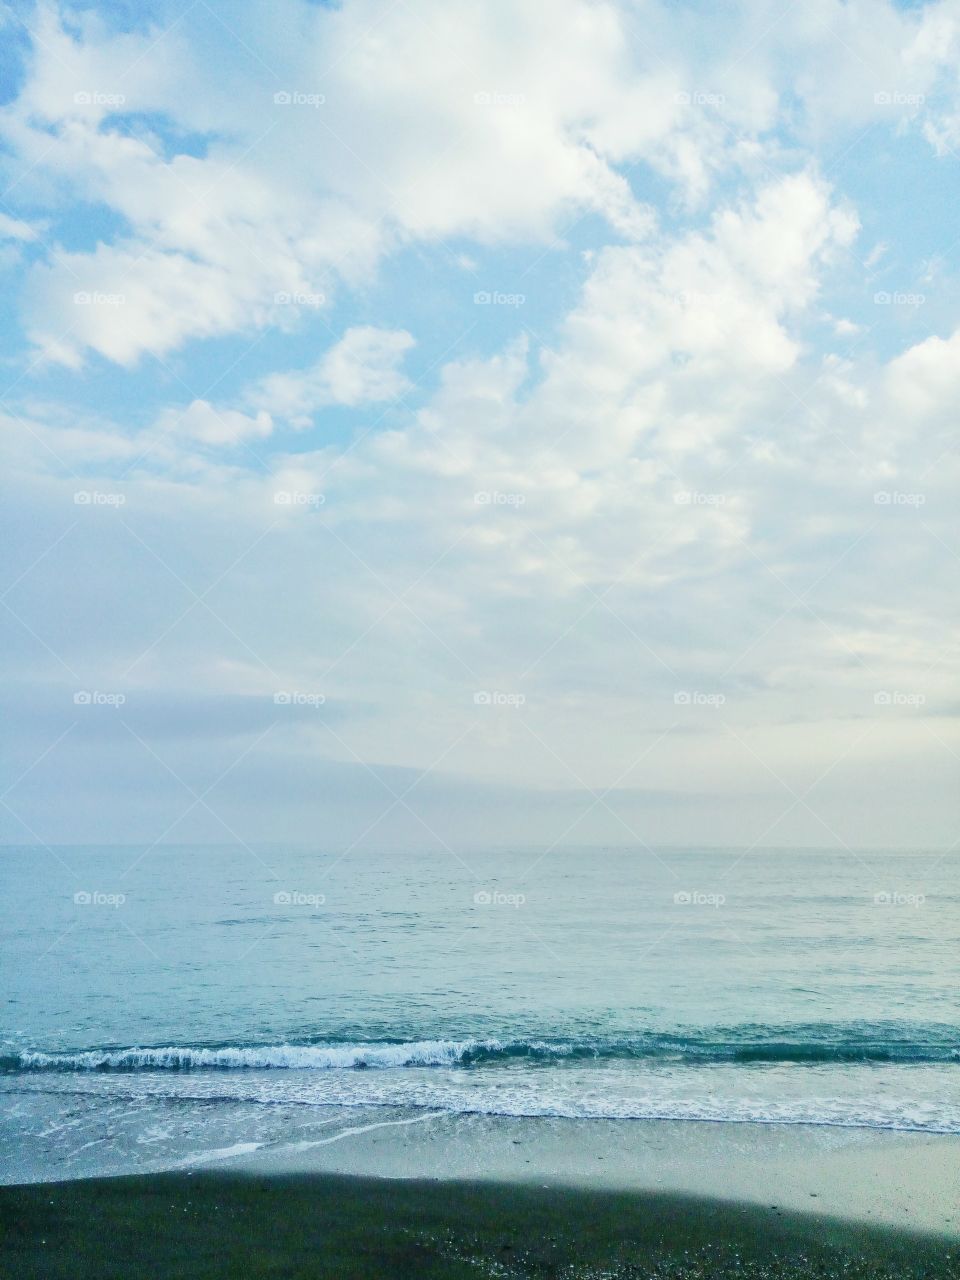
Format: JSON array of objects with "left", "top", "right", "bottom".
[
  {"left": 3, "top": 1169, "right": 959, "bottom": 1279},
  {"left": 5, "top": 1111, "right": 959, "bottom": 1237}
]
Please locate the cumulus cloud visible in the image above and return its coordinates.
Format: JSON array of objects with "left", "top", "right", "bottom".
[
  {"left": 885, "top": 328, "right": 960, "bottom": 418},
  {"left": 160, "top": 401, "right": 274, "bottom": 447},
  {"left": 8, "top": 0, "right": 959, "bottom": 367},
  {"left": 5, "top": 0, "right": 676, "bottom": 366},
  {"left": 251, "top": 327, "right": 415, "bottom": 428}
]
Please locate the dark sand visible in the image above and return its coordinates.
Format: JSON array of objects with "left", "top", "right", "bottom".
[{"left": 2, "top": 1171, "right": 958, "bottom": 1279}]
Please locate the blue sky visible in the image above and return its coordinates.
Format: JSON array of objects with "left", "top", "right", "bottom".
[{"left": 1, "top": 0, "right": 958, "bottom": 850}]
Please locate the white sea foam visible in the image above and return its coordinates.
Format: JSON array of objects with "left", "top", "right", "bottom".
[
  {"left": 7, "top": 1057, "right": 960, "bottom": 1135},
  {"left": 13, "top": 1039, "right": 499, "bottom": 1072}
]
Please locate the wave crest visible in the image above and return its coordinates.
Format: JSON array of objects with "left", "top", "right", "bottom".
[
  {"left": 7, "top": 1040, "right": 492, "bottom": 1072},
  {"left": 4, "top": 1027, "right": 959, "bottom": 1073}
]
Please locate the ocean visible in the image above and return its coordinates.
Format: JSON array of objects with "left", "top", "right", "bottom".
[{"left": 1, "top": 844, "right": 957, "bottom": 1182}]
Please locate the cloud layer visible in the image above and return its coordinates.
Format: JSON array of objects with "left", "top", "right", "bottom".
[{"left": 1, "top": 0, "right": 959, "bottom": 851}]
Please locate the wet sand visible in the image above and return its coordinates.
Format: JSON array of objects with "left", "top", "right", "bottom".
[{"left": 235, "top": 1112, "right": 960, "bottom": 1235}]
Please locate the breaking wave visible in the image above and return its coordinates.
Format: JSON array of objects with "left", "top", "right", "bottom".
[{"left": 5, "top": 1024, "right": 959, "bottom": 1073}]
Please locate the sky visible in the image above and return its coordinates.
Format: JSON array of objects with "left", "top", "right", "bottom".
[{"left": 0, "top": 0, "right": 958, "bottom": 852}]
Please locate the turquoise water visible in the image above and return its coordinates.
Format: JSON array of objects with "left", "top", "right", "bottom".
[{"left": 1, "top": 845, "right": 958, "bottom": 1181}]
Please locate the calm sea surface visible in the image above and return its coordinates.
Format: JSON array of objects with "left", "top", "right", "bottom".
[{"left": 1, "top": 845, "right": 957, "bottom": 1181}]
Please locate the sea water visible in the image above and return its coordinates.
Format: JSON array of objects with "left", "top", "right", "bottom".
[{"left": 1, "top": 844, "right": 957, "bottom": 1182}]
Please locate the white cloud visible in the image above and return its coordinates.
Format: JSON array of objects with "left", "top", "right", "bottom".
[
  {"left": 0, "top": 212, "right": 38, "bottom": 242},
  {"left": 3, "top": 0, "right": 960, "bottom": 844},
  {"left": 161, "top": 400, "right": 274, "bottom": 447},
  {"left": 885, "top": 327, "right": 960, "bottom": 417},
  {"left": 4, "top": 0, "right": 772, "bottom": 365},
  {"left": 0, "top": 210, "right": 39, "bottom": 270},
  {"left": 27, "top": 241, "right": 282, "bottom": 369},
  {"left": 255, "top": 172, "right": 861, "bottom": 612},
  {"left": 251, "top": 326, "right": 415, "bottom": 428}
]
